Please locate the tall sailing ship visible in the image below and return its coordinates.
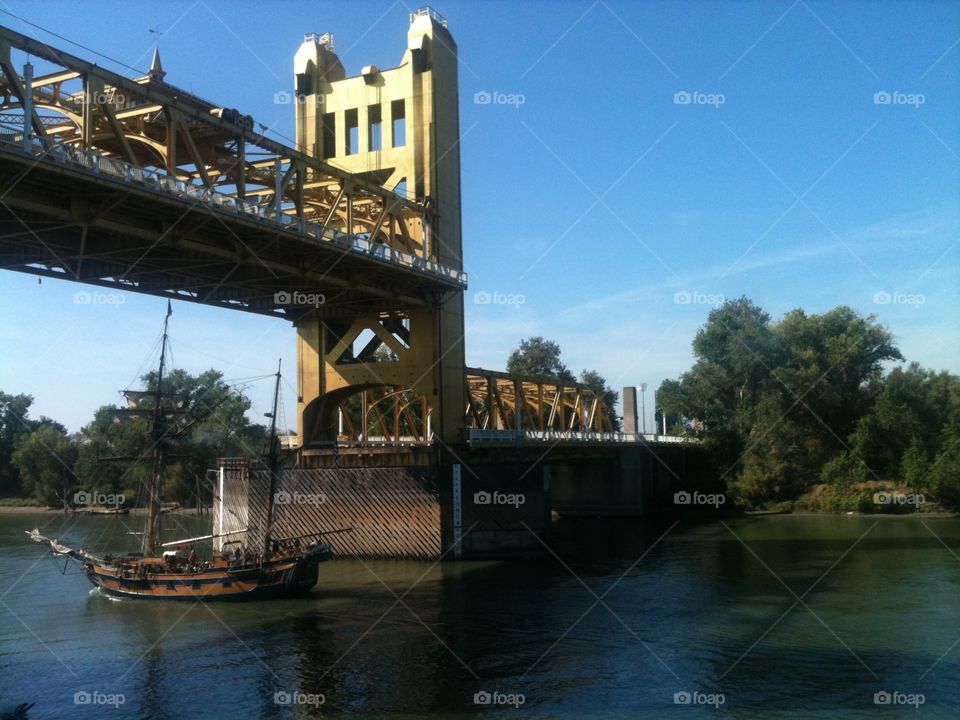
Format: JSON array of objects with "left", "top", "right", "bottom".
[{"left": 28, "top": 303, "right": 333, "bottom": 600}]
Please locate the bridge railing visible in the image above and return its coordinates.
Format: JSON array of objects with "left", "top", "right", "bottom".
[
  {"left": 467, "top": 429, "right": 697, "bottom": 445},
  {"left": 0, "top": 135, "right": 468, "bottom": 287}
]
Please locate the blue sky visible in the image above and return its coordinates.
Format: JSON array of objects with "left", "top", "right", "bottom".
[{"left": 0, "top": 0, "right": 957, "bottom": 432}]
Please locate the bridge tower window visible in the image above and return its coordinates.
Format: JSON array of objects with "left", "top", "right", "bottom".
[
  {"left": 345, "top": 108, "right": 359, "bottom": 155},
  {"left": 295, "top": 73, "right": 312, "bottom": 97},
  {"left": 368, "top": 105, "right": 383, "bottom": 151},
  {"left": 321, "top": 112, "right": 336, "bottom": 158},
  {"left": 391, "top": 99, "right": 405, "bottom": 147}
]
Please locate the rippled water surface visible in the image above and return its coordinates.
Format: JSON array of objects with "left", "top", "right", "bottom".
[{"left": 0, "top": 512, "right": 957, "bottom": 719}]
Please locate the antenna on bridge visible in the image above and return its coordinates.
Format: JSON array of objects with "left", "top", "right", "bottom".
[{"left": 303, "top": 32, "right": 335, "bottom": 51}]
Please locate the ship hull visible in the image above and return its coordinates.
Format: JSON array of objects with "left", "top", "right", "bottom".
[{"left": 84, "top": 550, "right": 328, "bottom": 601}]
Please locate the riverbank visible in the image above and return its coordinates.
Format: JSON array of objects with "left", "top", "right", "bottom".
[
  {"left": 0, "top": 505, "right": 205, "bottom": 515},
  {"left": 746, "top": 508, "right": 959, "bottom": 518},
  {"left": 741, "top": 480, "right": 958, "bottom": 516}
]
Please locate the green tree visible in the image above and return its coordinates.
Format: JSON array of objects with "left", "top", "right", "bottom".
[
  {"left": 927, "top": 423, "right": 960, "bottom": 507},
  {"left": 820, "top": 451, "right": 867, "bottom": 488},
  {"left": 915, "top": 375, "right": 960, "bottom": 507},
  {"left": 142, "top": 368, "right": 270, "bottom": 505},
  {"left": 506, "top": 337, "right": 576, "bottom": 384},
  {"left": 900, "top": 440, "right": 929, "bottom": 489},
  {"left": 658, "top": 298, "right": 906, "bottom": 504},
  {"left": 659, "top": 298, "right": 779, "bottom": 480},
  {"left": 654, "top": 378, "right": 685, "bottom": 432},
  {"left": 12, "top": 424, "right": 77, "bottom": 506},
  {"left": 735, "top": 306, "right": 900, "bottom": 497},
  {"left": 173, "top": 370, "right": 271, "bottom": 505},
  {"left": 75, "top": 369, "right": 270, "bottom": 507},
  {"left": 0, "top": 391, "right": 36, "bottom": 496},
  {"left": 74, "top": 405, "right": 152, "bottom": 502},
  {"left": 849, "top": 363, "right": 955, "bottom": 480},
  {"left": 579, "top": 369, "right": 621, "bottom": 431},
  {"left": 692, "top": 296, "right": 778, "bottom": 420},
  {"left": 773, "top": 306, "right": 902, "bottom": 455}
]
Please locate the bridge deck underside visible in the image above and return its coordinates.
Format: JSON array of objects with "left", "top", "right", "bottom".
[{"left": 0, "top": 148, "right": 457, "bottom": 318}]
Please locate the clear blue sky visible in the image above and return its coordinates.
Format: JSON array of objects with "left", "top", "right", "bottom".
[{"left": 0, "top": 0, "right": 957, "bottom": 432}]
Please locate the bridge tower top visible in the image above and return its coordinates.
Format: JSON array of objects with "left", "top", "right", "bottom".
[{"left": 292, "top": 6, "right": 462, "bottom": 269}]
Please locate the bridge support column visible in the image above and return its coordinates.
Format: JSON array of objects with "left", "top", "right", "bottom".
[
  {"left": 296, "top": 306, "right": 464, "bottom": 445},
  {"left": 623, "top": 386, "right": 639, "bottom": 434},
  {"left": 550, "top": 449, "right": 651, "bottom": 516},
  {"left": 439, "top": 452, "right": 553, "bottom": 559},
  {"left": 291, "top": 9, "right": 465, "bottom": 448}
]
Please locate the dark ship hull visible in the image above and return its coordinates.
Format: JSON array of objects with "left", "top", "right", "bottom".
[{"left": 84, "top": 544, "right": 332, "bottom": 601}]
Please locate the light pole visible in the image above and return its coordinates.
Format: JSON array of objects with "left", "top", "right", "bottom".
[{"left": 639, "top": 383, "right": 647, "bottom": 434}]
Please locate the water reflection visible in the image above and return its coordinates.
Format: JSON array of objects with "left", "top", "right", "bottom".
[{"left": 0, "top": 513, "right": 957, "bottom": 718}]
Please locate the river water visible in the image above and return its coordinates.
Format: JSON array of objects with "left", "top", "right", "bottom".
[{"left": 0, "top": 512, "right": 957, "bottom": 719}]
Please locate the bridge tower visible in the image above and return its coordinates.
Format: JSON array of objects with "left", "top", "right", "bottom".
[{"left": 291, "top": 8, "right": 465, "bottom": 449}]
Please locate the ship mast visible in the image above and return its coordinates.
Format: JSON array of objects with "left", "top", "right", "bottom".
[
  {"left": 144, "top": 301, "right": 172, "bottom": 557},
  {"left": 263, "top": 359, "right": 282, "bottom": 556}
]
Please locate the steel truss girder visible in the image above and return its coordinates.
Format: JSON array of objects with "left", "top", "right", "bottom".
[
  {"left": 330, "top": 363, "right": 615, "bottom": 443},
  {"left": 463, "top": 367, "right": 613, "bottom": 433},
  {"left": 0, "top": 25, "right": 432, "bottom": 260},
  {"left": 337, "top": 386, "right": 430, "bottom": 444}
]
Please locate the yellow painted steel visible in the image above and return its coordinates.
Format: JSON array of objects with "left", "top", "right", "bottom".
[{"left": 293, "top": 10, "right": 466, "bottom": 445}]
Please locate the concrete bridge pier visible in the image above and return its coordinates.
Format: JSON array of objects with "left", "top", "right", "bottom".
[
  {"left": 438, "top": 442, "right": 698, "bottom": 558},
  {"left": 549, "top": 446, "right": 689, "bottom": 517},
  {"left": 220, "top": 441, "right": 700, "bottom": 561},
  {"left": 440, "top": 457, "right": 553, "bottom": 560}
]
